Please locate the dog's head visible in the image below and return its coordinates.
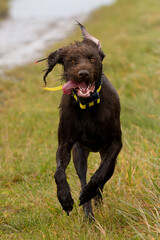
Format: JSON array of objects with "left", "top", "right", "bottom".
[{"left": 43, "top": 22, "right": 105, "bottom": 98}]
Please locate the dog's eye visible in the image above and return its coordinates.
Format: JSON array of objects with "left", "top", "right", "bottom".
[
  {"left": 90, "top": 58, "right": 96, "bottom": 63},
  {"left": 71, "top": 59, "right": 76, "bottom": 64}
]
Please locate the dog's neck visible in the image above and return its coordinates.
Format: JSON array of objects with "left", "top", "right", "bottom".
[{"left": 72, "top": 76, "right": 102, "bottom": 110}]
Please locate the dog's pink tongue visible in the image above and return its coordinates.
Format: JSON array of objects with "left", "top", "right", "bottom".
[
  {"left": 62, "top": 81, "right": 88, "bottom": 94},
  {"left": 62, "top": 81, "right": 79, "bottom": 94}
]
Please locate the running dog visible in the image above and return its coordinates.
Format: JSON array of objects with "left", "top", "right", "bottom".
[{"left": 42, "top": 22, "right": 122, "bottom": 219}]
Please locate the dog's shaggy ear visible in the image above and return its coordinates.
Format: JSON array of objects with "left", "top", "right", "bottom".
[
  {"left": 77, "top": 21, "right": 105, "bottom": 61},
  {"left": 43, "top": 49, "right": 63, "bottom": 86},
  {"left": 77, "top": 21, "right": 101, "bottom": 50}
]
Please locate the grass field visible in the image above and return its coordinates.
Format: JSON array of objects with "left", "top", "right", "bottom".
[
  {"left": 0, "top": 0, "right": 9, "bottom": 18},
  {"left": 0, "top": 0, "right": 160, "bottom": 239}
]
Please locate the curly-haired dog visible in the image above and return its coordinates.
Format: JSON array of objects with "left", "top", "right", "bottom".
[{"left": 41, "top": 22, "right": 122, "bottom": 219}]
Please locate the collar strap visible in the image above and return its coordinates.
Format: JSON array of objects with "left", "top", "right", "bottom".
[{"left": 72, "top": 80, "right": 102, "bottom": 110}]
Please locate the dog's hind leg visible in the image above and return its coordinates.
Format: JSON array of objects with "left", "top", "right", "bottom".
[{"left": 72, "top": 143, "right": 94, "bottom": 220}]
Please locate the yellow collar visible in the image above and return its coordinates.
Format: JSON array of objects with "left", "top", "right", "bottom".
[
  {"left": 72, "top": 84, "right": 102, "bottom": 110},
  {"left": 42, "top": 81, "right": 102, "bottom": 110}
]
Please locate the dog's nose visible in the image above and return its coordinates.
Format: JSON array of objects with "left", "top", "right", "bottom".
[{"left": 78, "top": 70, "right": 90, "bottom": 78}]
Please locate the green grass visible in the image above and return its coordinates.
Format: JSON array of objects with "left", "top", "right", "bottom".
[
  {"left": 0, "top": 0, "right": 160, "bottom": 239},
  {"left": 0, "top": 0, "right": 9, "bottom": 18}
]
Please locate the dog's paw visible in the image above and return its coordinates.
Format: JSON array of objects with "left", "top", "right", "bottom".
[
  {"left": 57, "top": 188, "right": 74, "bottom": 215},
  {"left": 79, "top": 182, "right": 97, "bottom": 206},
  {"left": 94, "top": 189, "right": 103, "bottom": 207}
]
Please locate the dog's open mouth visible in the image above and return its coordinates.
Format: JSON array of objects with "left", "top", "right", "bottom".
[{"left": 62, "top": 80, "right": 95, "bottom": 98}]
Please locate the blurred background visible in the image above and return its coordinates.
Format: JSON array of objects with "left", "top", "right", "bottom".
[{"left": 0, "top": 0, "right": 114, "bottom": 70}]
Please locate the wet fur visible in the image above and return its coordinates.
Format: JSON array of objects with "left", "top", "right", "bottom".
[{"left": 44, "top": 38, "right": 122, "bottom": 219}]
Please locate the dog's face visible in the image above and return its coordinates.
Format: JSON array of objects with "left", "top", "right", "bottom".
[
  {"left": 62, "top": 40, "right": 105, "bottom": 97},
  {"left": 43, "top": 24, "right": 105, "bottom": 98}
]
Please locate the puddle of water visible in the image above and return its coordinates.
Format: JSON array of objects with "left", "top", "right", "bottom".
[{"left": 0, "top": 0, "right": 114, "bottom": 70}]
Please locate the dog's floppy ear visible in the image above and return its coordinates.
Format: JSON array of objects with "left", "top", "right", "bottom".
[
  {"left": 43, "top": 49, "right": 63, "bottom": 86},
  {"left": 77, "top": 21, "right": 105, "bottom": 61},
  {"left": 77, "top": 21, "right": 101, "bottom": 50}
]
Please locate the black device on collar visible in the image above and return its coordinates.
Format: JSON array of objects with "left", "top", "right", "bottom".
[{"left": 72, "top": 78, "right": 102, "bottom": 110}]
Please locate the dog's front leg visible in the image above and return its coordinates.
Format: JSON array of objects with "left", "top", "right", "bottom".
[
  {"left": 54, "top": 144, "right": 74, "bottom": 215},
  {"left": 79, "top": 140, "right": 122, "bottom": 206}
]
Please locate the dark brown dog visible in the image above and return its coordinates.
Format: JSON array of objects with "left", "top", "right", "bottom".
[{"left": 42, "top": 22, "right": 122, "bottom": 219}]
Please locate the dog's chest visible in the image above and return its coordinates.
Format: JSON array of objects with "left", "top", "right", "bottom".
[{"left": 75, "top": 112, "right": 109, "bottom": 151}]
